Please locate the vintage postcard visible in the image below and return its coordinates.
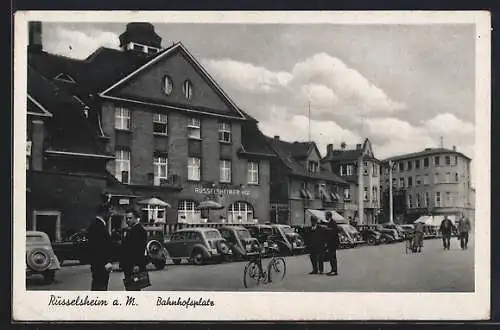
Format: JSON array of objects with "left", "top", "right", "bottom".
[{"left": 13, "top": 11, "right": 490, "bottom": 321}]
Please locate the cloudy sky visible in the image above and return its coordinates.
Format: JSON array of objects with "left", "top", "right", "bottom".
[{"left": 40, "top": 22, "right": 476, "bottom": 180}]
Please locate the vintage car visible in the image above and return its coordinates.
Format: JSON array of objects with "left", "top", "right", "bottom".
[
  {"left": 270, "top": 224, "right": 306, "bottom": 255},
  {"left": 165, "top": 228, "right": 233, "bottom": 265},
  {"left": 355, "top": 224, "right": 383, "bottom": 246},
  {"left": 337, "top": 224, "right": 365, "bottom": 248},
  {"left": 380, "top": 224, "right": 405, "bottom": 242},
  {"left": 243, "top": 224, "right": 280, "bottom": 255},
  {"left": 26, "top": 231, "right": 61, "bottom": 284},
  {"left": 397, "top": 224, "right": 415, "bottom": 239},
  {"left": 218, "top": 226, "right": 261, "bottom": 260},
  {"left": 53, "top": 225, "right": 168, "bottom": 269}
]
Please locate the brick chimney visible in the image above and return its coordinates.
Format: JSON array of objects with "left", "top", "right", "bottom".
[
  {"left": 356, "top": 143, "right": 362, "bottom": 150},
  {"left": 28, "top": 21, "right": 43, "bottom": 53}
]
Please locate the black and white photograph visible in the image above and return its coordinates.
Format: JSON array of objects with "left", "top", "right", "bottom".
[{"left": 13, "top": 11, "right": 490, "bottom": 321}]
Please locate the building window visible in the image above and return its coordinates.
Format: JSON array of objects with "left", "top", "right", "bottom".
[
  {"left": 162, "top": 75, "right": 173, "bottom": 95},
  {"left": 423, "top": 173, "right": 429, "bottom": 185},
  {"left": 228, "top": 201, "right": 254, "bottom": 223},
  {"left": 425, "top": 192, "right": 429, "bottom": 207},
  {"left": 391, "top": 178, "right": 396, "bottom": 187},
  {"left": 188, "top": 157, "right": 201, "bottom": 181},
  {"left": 340, "top": 165, "right": 345, "bottom": 176},
  {"left": 408, "top": 194, "right": 412, "bottom": 208},
  {"left": 115, "top": 149, "right": 130, "bottom": 184},
  {"left": 178, "top": 200, "right": 200, "bottom": 224},
  {"left": 363, "top": 187, "right": 369, "bottom": 201},
  {"left": 308, "top": 161, "right": 319, "bottom": 173},
  {"left": 347, "top": 164, "right": 353, "bottom": 175},
  {"left": 446, "top": 191, "right": 452, "bottom": 206},
  {"left": 424, "top": 157, "right": 429, "bottom": 168},
  {"left": 399, "top": 178, "right": 405, "bottom": 188},
  {"left": 372, "top": 164, "right": 378, "bottom": 177},
  {"left": 218, "top": 121, "right": 232, "bottom": 143},
  {"left": 141, "top": 204, "right": 166, "bottom": 224},
  {"left": 408, "top": 176, "right": 413, "bottom": 187},
  {"left": 372, "top": 186, "right": 378, "bottom": 203},
  {"left": 435, "top": 192, "right": 441, "bottom": 207},
  {"left": 187, "top": 117, "right": 201, "bottom": 139},
  {"left": 434, "top": 173, "right": 439, "bottom": 184},
  {"left": 220, "top": 160, "right": 231, "bottom": 183},
  {"left": 247, "top": 161, "right": 259, "bottom": 184},
  {"left": 407, "top": 161, "right": 413, "bottom": 171},
  {"left": 455, "top": 172, "right": 459, "bottom": 182},
  {"left": 344, "top": 188, "right": 351, "bottom": 200},
  {"left": 453, "top": 155, "right": 458, "bottom": 166},
  {"left": 398, "top": 162, "right": 404, "bottom": 172},
  {"left": 415, "top": 159, "right": 420, "bottom": 169},
  {"left": 115, "top": 107, "right": 130, "bottom": 130},
  {"left": 415, "top": 175, "right": 421, "bottom": 185},
  {"left": 416, "top": 193, "right": 421, "bottom": 208},
  {"left": 153, "top": 154, "right": 168, "bottom": 186},
  {"left": 445, "top": 172, "right": 451, "bottom": 183},
  {"left": 445, "top": 155, "right": 451, "bottom": 166},
  {"left": 434, "top": 156, "right": 440, "bottom": 167},
  {"left": 153, "top": 113, "right": 168, "bottom": 135},
  {"left": 183, "top": 80, "right": 193, "bottom": 99}
]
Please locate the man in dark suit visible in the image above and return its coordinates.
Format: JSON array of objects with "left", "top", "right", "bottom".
[
  {"left": 324, "top": 211, "right": 338, "bottom": 276},
  {"left": 308, "top": 216, "right": 325, "bottom": 274},
  {"left": 120, "top": 209, "right": 147, "bottom": 291},
  {"left": 87, "top": 214, "right": 113, "bottom": 291},
  {"left": 439, "top": 216, "right": 455, "bottom": 250}
]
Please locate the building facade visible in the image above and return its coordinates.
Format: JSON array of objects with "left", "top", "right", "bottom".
[
  {"left": 27, "top": 22, "right": 274, "bottom": 238},
  {"left": 321, "top": 139, "right": 381, "bottom": 224},
  {"left": 267, "top": 136, "right": 348, "bottom": 226},
  {"left": 380, "top": 147, "right": 474, "bottom": 223}
]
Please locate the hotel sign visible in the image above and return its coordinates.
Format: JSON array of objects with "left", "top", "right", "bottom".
[{"left": 194, "top": 187, "right": 251, "bottom": 196}]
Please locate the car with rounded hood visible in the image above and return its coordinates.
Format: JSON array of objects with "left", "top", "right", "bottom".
[
  {"left": 337, "top": 223, "right": 365, "bottom": 248},
  {"left": 26, "top": 231, "right": 61, "bottom": 284},
  {"left": 355, "top": 224, "right": 383, "bottom": 245},
  {"left": 165, "top": 228, "right": 233, "bottom": 265},
  {"left": 218, "top": 226, "right": 261, "bottom": 260},
  {"left": 243, "top": 224, "right": 280, "bottom": 255},
  {"left": 270, "top": 224, "right": 306, "bottom": 255}
]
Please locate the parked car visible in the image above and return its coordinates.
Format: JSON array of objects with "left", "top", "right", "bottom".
[
  {"left": 270, "top": 224, "right": 306, "bottom": 255},
  {"left": 165, "top": 228, "right": 233, "bottom": 265},
  {"left": 397, "top": 224, "right": 415, "bottom": 239},
  {"left": 381, "top": 224, "right": 405, "bottom": 241},
  {"left": 374, "top": 224, "right": 401, "bottom": 243},
  {"left": 337, "top": 224, "right": 365, "bottom": 248},
  {"left": 218, "top": 226, "right": 261, "bottom": 260},
  {"left": 243, "top": 224, "right": 280, "bottom": 255},
  {"left": 26, "top": 231, "right": 61, "bottom": 284},
  {"left": 355, "top": 225, "right": 382, "bottom": 245},
  {"left": 53, "top": 225, "right": 168, "bottom": 270}
]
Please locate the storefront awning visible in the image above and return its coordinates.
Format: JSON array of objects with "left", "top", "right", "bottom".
[
  {"left": 304, "top": 209, "right": 348, "bottom": 226},
  {"left": 321, "top": 189, "right": 332, "bottom": 202},
  {"left": 300, "top": 189, "right": 313, "bottom": 200}
]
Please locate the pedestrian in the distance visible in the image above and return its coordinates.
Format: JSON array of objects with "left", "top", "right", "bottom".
[
  {"left": 439, "top": 216, "right": 455, "bottom": 250},
  {"left": 87, "top": 214, "right": 113, "bottom": 291},
  {"left": 324, "top": 211, "right": 338, "bottom": 276},
  {"left": 307, "top": 216, "right": 325, "bottom": 275},
  {"left": 120, "top": 209, "right": 147, "bottom": 291},
  {"left": 456, "top": 214, "right": 472, "bottom": 250}
]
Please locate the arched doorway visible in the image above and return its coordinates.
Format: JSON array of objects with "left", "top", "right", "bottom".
[{"left": 227, "top": 201, "right": 254, "bottom": 224}]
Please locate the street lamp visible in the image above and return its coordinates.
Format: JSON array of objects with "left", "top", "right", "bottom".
[{"left": 388, "top": 160, "right": 397, "bottom": 224}]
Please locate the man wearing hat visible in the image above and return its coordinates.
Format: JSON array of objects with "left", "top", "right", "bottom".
[
  {"left": 87, "top": 212, "right": 113, "bottom": 290},
  {"left": 324, "top": 211, "right": 338, "bottom": 276},
  {"left": 307, "top": 215, "right": 325, "bottom": 274}
]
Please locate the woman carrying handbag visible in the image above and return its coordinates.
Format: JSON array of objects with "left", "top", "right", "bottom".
[{"left": 120, "top": 209, "right": 151, "bottom": 291}]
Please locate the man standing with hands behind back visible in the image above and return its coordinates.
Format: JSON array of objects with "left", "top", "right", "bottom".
[
  {"left": 120, "top": 209, "right": 147, "bottom": 291},
  {"left": 88, "top": 212, "right": 113, "bottom": 290},
  {"left": 324, "top": 211, "right": 338, "bottom": 276},
  {"left": 307, "top": 216, "right": 325, "bottom": 275}
]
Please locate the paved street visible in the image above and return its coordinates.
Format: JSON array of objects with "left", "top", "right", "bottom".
[{"left": 27, "top": 236, "right": 474, "bottom": 292}]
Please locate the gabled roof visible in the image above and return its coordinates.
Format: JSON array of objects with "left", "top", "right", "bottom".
[
  {"left": 266, "top": 137, "right": 347, "bottom": 185},
  {"left": 382, "top": 148, "right": 472, "bottom": 162},
  {"left": 322, "top": 138, "right": 379, "bottom": 163},
  {"left": 99, "top": 42, "right": 247, "bottom": 120},
  {"left": 239, "top": 122, "right": 275, "bottom": 158},
  {"left": 27, "top": 94, "right": 52, "bottom": 117}
]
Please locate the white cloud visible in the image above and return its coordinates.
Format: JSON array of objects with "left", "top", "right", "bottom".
[
  {"left": 202, "top": 58, "right": 291, "bottom": 94},
  {"left": 423, "top": 113, "right": 475, "bottom": 139},
  {"left": 43, "top": 27, "right": 120, "bottom": 59}
]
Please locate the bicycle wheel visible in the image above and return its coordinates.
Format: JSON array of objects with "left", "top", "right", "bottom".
[
  {"left": 243, "top": 261, "right": 262, "bottom": 288},
  {"left": 267, "top": 257, "right": 286, "bottom": 283}
]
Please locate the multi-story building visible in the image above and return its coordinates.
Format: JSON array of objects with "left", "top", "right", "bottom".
[
  {"left": 321, "top": 139, "right": 381, "bottom": 224},
  {"left": 380, "top": 146, "right": 474, "bottom": 223},
  {"left": 266, "top": 136, "right": 348, "bottom": 226},
  {"left": 27, "top": 22, "right": 275, "bottom": 236}
]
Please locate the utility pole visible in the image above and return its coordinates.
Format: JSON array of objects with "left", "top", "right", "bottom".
[
  {"left": 308, "top": 101, "right": 311, "bottom": 142},
  {"left": 358, "top": 154, "right": 364, "bottom": 225},
  {"left": 389, "top": 160, "right": 394, "bottom": 224}
]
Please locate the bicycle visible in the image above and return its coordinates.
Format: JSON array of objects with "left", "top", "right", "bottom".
[{"left": 243, "top": 242, "right": 286, "bottom": 288}]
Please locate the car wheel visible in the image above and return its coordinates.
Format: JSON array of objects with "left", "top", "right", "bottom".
[
  {"left": 172, "top": 259, "right": 182, "bottom": 265},
  {"left": 367, "top": 237, "right": 376, "bottom": 246},
  {"left": 26, "top": 248, "right": 51, "bottom": 272},
  {"left": 42, "top": 270, "right": 55, "bottom": 284},
  {"left": 379, "top": 236, "right": 387, "bottom": 244},
  {"left": 152, "top": 259, "right": 166, "bottom": 270},
  {"left": 190, "top": 250, "right": 205, "bottom": 265}
]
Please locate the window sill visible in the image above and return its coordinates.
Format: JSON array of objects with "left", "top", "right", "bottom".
[
  {"left": 219, "top": 140, "right": 232, "bottom": 145},
  {"left": 154, "top": 132, "right": 168, "bottom": 137},
  {"left": 247, "top": 182, "right": 259, "bottom": 186},
  {"left": 219, "top": 181, "right": 232, "bottom": 184},
  {"left": 115, "top": 128, "right": 132, "bottom": 133},
  {"left": 187, "top": 179, "right": 201, "bottom": 182},
  {"left": 188, "top": 136, "right": 202, "bottom": 141}
]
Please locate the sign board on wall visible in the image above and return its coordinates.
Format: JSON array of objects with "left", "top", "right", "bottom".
[{"left": 194, "top": 187, "right": 251, "bottom": 196}]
